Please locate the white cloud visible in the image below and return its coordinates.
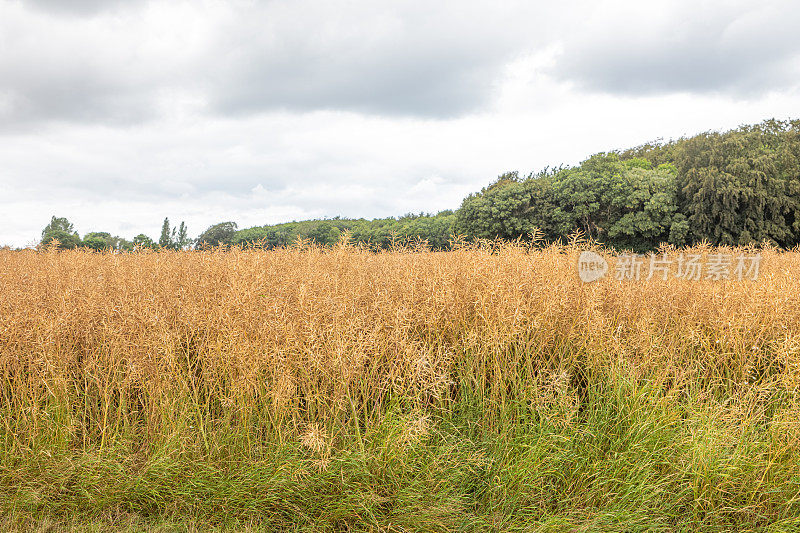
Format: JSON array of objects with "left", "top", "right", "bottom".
[{"left": 549, "top": 0, "right": 800, "bottom": 96}]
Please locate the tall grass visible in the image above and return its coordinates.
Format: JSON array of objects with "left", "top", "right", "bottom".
[{"left": 1, "top": 242, "right": 799, "bottom": 531}]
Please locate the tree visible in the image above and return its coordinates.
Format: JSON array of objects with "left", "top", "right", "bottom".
[
  {"left": 676, "top": 120, "right": 800, "bottom": 246},
  {"left": 454, "top": 172, "right": 558, "bottom": 241},
  {"left": 41, "top": 229, "right": 81, "bottom": 249},
  {"left": 397, "top": 211, "right": 456, "bottom": 249},
  {"left": 456, "top": 176, "right": 529, "bottom": 240},
  {"left": 454, "top": 155, "right": 687, "bottom": 250},
  {"left": 546, "top": 154, "right": 687, "bottom": 250},
  {"left": 231, "top": 226, "right": 295, "bottom": 248},
  {"left": 81, "top": 232, "right": 133, "bottom": 251},
  {"left": 549, "top": 154, "right": 630, "bottom": 241},
  {"left": 303, "top": 221, "right": 340, "bottom": 246},
  {"left": 196, "top": 222, "right": 238, "bottom": 248},
  {"left": 42, "top": 216, "right": 75, "bottom": 238},
  {"left": 116, "top": 238, "right": 135, "bottom": 252},
  {"left": 133, "top": 234, "right": 157, "bottom": 250},
  {"left": 604, "top": 164, "right": 687, "bottom": 249},
  {"left": 82, "top": 233, "right": 110, "bottom": 251},
  {"left": 41, "top": 216, "right": 81, "bottom": 249},
  {"left": 175, "top": 222, "right": 191, "bottom": 250},
  {"left": 159, "top": 218, "right": 175, "bottom": 249}
]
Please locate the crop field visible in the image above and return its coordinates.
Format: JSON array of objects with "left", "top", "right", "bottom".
[{"left": 1, "top": 243, "right": 800, "bottom": 531}]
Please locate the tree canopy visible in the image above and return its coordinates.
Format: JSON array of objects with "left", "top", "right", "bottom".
[{"left": 29, "top": 119, "right": 800, "bottom": 253}]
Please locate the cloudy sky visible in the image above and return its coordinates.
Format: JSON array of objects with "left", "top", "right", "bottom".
[{"left": 1, "top": 0, "right": 799, "bottom": 246}]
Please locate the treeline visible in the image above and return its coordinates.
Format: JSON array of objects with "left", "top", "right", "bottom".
[
  {"left": 36, "top": 214, "right": 457, "bottom": 251},
  {"left": 230, "top": 213, "right": 456, "bottom": 249},
  {"left": 39, "top": 217, "right": 193, "bottom": 251},
  {"left": 454, "top": 118, "right": 800, "bottom": 251},
  {"left": 33, "top": 118, "right": 800, "bottom": 252}
]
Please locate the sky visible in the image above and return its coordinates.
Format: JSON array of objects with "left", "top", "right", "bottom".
[{"left": 1, "top": 0, "right": 799, "bottom": 247}]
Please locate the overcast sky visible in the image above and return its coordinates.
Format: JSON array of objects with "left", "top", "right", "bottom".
[{"left": 1, "top": 0, "right": 799, "bottom": 246}]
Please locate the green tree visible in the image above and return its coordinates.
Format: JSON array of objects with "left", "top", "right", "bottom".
[
  {"left": 455, "top": 172, "right": 557, "bottom": 241},
  {"left": 82, "top": 232, "right": 111, "bottom": 251},
  {"left": 175, "top": 222, "right": 191, "bottom": 250},
  {"left": 159, "top": 218, "right": 175, "bottom": 249},
  {"left": 232, "top": 226, "right": 296, "bottom": 248},
  {"left": 133, "top": 234, "right": 157, "bottom": 250},
  {"left": 543, "top": 154, "right": 687, "bottom": 249},
  {"left": 397, "top": 211, "right": 455, "bottom": 249},
  {"left": 604, "top": 164, "right": 687, "bottom": 249},
  {"left": 81, "top": 232, "right": 132, "bottom": 251},
  {"left": 302, "top": 221, "right": 340, "bottom": 246},
  {"left": 549, "top": 154, "right": 632, "bottom": 241},
  {"left": 455, "top": 155, "right": 686, "bottom": 250},
  {"left": 41, "top": 216, "right": 81, "bottom": 249},
  {"left": 41, "top": 229, "right": 81, "bottom": 249},
  {"left": 676, "top": 120, "right": 800, "bottom": 246},
  {"left": 196, "top": 222, "right": 238, "bottom": 249},
  {"left": 42, "top": 216, "right": 76, "bottom": 238}
]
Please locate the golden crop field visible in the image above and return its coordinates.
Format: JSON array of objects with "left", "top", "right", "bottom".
[{"left": 1, "top": 243, "right": 799, "bottom": 531}]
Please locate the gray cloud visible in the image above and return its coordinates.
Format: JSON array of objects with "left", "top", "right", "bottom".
[
  {"left": 3, "top": 0, "right": 800, "bottom": 131},
  {"left": 210, "top": 48, "right": 497, "bottom": 118},
  {"left": 204, "top": 2, "right": 535, "bottom": 118},
  {"left": 24, "top": 0, "right": 143, "bottom": 17},
  {"left": 0, "top": 1, "right": 188, "bottom": 129},
  {"left": 0, "top": 0, "right": 541, "bottom": 128},
  {"left": 550, "top": 1, "right": 800, "bottom": 96},
  {"left": 0, "top": 78, "right": 158, "bottom": 128}
]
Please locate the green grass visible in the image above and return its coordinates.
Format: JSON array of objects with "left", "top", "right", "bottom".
[{"left": 3, "top": 368, "right": 799, "bottom": 532}]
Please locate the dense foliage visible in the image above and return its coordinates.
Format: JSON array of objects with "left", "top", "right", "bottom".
[
  {"left": 32, "top": 119, "right": 800, "bottom": 251},
  {"left": 231, "top": 212, "right": 456, "bottom": 250},
  {"left": 455, "top": 119, "right": 800, "bottom": 250}
]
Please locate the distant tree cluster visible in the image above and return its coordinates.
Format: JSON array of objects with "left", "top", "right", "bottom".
[
  {"left": 40, "top": 216, "right": 137, "bottom": 251},
  {"left": 455, "top": 118, "right": 800, "bottom": 250},
  {"left": 196, "top": 222, "right": 238, "bottom": 249},
  {"left": 158, "top": 218, "right": 192, "bottom": 250},
  {"left": 40, "top": 217, "right": 191, "bottom": 251},
  {"left": 30, "top": 119, "right": 800, "bottom": 252},
  {"left": 230, "top": 212, "right": 456, "bottom": 250},
  {"left": 454, "top": 158, "right": 688, "bottom": 252}
]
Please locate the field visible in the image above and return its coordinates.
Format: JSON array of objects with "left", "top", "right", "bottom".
[{"left": 1, "top": 243, "right": 800, "bottom": 531}]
